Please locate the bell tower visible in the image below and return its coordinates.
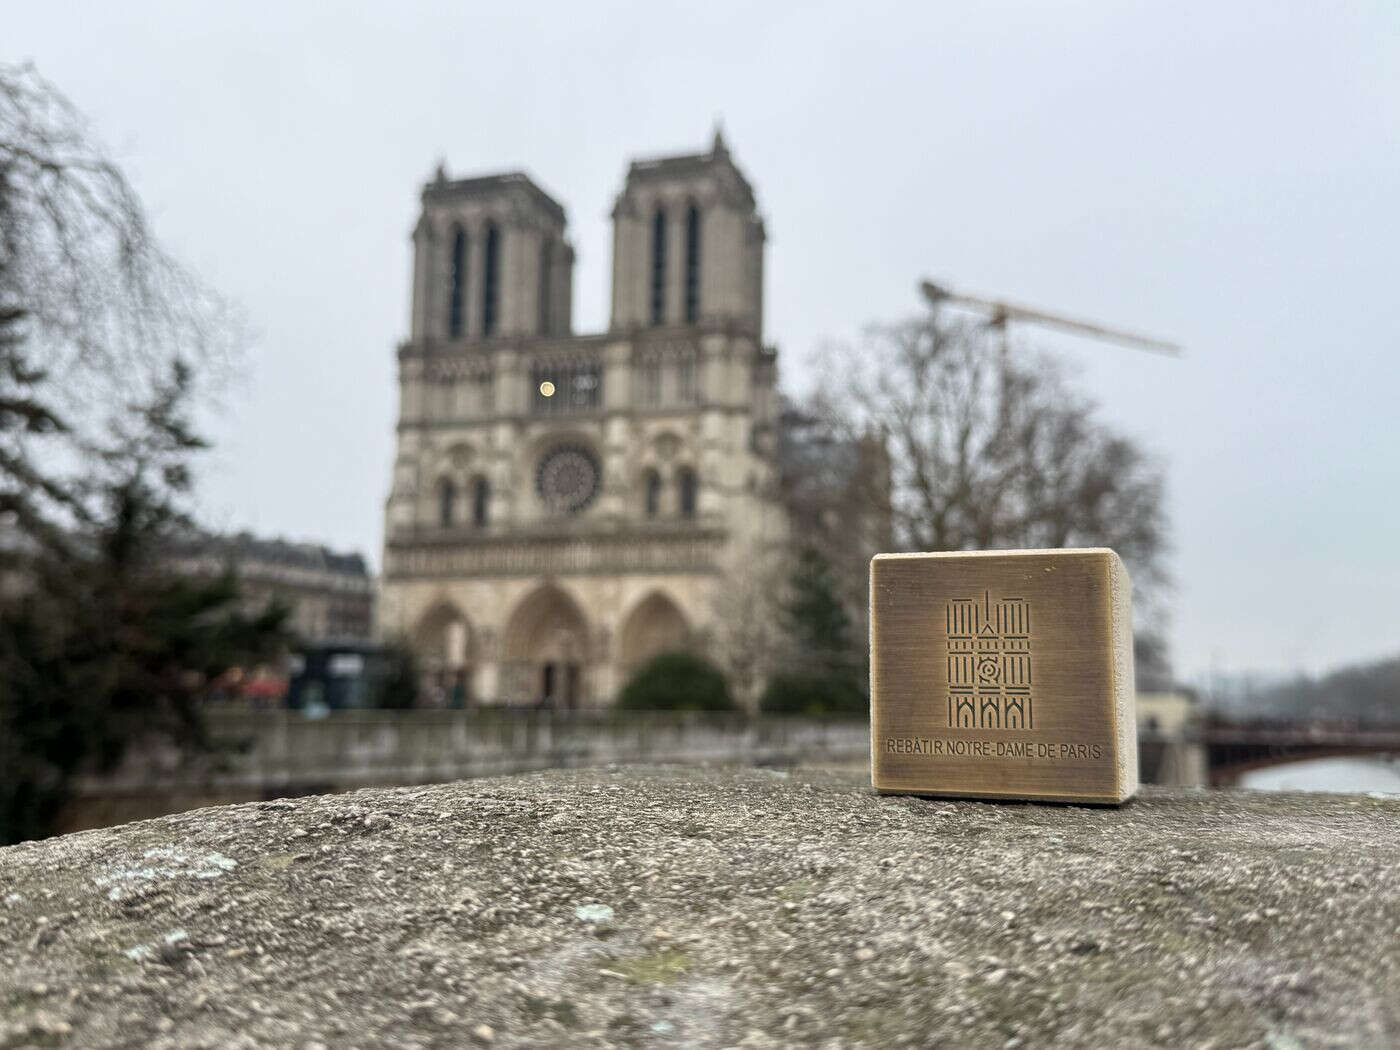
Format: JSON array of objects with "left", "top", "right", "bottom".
[
  {"left": 608, "top": 128, "right": 765, "bottom": 337},
  {"left": 409, "top": 167, "right": 574, "bottom": 344}
]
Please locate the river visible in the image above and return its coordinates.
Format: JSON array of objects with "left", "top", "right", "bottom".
[{"left": 1239, "top": 756, "right": 1400, "bottom": 795}]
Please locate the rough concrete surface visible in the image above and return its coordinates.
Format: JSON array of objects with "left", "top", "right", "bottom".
[{"left": 0, "top": 766, "right": 1397, "bottom": 1049}]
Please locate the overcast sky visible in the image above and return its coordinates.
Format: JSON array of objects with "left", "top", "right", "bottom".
[{"left": 10, "top": 3, "right": 1399, "bottom": 682}]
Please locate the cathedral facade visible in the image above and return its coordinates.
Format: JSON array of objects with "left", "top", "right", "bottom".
[{"left": 379, "top": 132, "right": 788, "bottom": 708}]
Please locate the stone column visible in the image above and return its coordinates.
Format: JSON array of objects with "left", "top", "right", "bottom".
[
  {"left": 610, "top": 201, "right": 641, "bottom": 329},
  {"left": 476, "top": 660, "right": 500, "bottom": 705},
  {"left": 411, "top": 222, "right": 432, "bottom": 341},
  {"left": 495, "top": 349, "right": 523, "bottom": 415},
  {"left": 748, "top": 217, "right": 766, "bottom": 339},
  {"left": 599, "top": 408, "right": 631, "bottom": 522},
  {"left": 498, "top": 224, "right": 519, "bottom": 337},
  {"left": 501, "top": 223, "right": 538, "bottom": 339},
  {"left": 593, "top": 621, "right": 618, "bottom": 706},
  {"left": 700, "top": 206, "right": 731, "bottom": 324},
  {"left": 602, "top": 339, "right": 631, "bottom": 412},
  {"left": 398, "top": 356, "right": 423, "bottom": 425},
  {"left": 698, "top": 408, "right": 725, "bottom": 518},
  {"left": 699, "top": 333, "right": 727, "bottom": 408}
]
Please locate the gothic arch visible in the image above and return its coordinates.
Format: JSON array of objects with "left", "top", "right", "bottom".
[
  {"left": 413, "top": 600, "right": 475, "bottom": 706},
  {"left": 414, "top": 599, "right": 481, "bottom": 708},
  {"left": 618, "top": 591, "right": 690, "bottom": 673},
  {"left": 501, "top": 583, "right": 591, "bottom": 707},
  {"left": 441, "top": 441, "right": 476, "bottom": 473},
  {"left": 650, "top": 430, "right": 683, "bottom": 464},
  {"left": 414, "top": 600, "right": 474, "bottom": 668}
]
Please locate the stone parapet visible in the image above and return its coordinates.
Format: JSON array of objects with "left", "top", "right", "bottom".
[{"left": 1, "top": 768, "right": 1397, "bottom": 1047}]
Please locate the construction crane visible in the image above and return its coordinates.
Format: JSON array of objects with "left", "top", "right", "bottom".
[{"left": 919, "top": 280, "right": 1180, "bottom": 357}]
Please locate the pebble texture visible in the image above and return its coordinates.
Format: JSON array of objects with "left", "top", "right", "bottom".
[{"left": 0, "top": 766, "right": 1397, "bottom": 1049}]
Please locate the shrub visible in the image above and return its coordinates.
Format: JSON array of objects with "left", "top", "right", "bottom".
[
  {"left": 759, "top": 671, "right": 867, "bottom": 720},
  {"left": 616, "top": 651, "right": 735, "bottom": 713}
]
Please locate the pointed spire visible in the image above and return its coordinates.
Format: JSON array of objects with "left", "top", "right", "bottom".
[
  {"left": 711, "top": 119, "right": 728, "bottom": 157},
  {"left": 433, "top": 159, "right": 448, "bottom": 184}
]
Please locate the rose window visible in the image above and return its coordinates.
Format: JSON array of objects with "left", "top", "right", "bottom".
[{"left": 536, "top": 447, "right": 600, "bottom": 514}]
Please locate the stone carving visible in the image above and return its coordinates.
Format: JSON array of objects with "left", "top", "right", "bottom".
[
  {"left": 870, "top": 549, "right": 1138, "bottom": 804},
  {"left": 946, "top": 591, "right": 1033, "bottom": 730}
]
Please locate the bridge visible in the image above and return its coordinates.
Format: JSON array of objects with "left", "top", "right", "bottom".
[{"left": 1199, "top": 725, "right": 1400, "bottom": 785}]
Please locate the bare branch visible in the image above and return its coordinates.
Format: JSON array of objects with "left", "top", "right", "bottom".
[
  {"left": 813, "top": 304, "right": 1173, "bottom": 669},
  {"left": 0, "top": 62, "right": 245, "bottom": 424}
]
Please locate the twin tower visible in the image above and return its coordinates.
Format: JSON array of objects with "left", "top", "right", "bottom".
[
  {"left": 405, "top": 128, "right": 766, "bottom": 345},
  {"left": 382, "top": 130, "right": 786, "bottom": 708}
]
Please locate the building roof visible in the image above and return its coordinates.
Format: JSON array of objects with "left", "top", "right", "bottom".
[
  {"left": 422, "top": 131, "right": 754, "bottom": 229},
  {"left": 169, "top": 531, "right": 370, "bottom": 579},
  {"left": 624, "top": 128, "right": 756, "bottom": 209},
  {"left": 421, "top": 170, "right": 568, "bottom": 226}
]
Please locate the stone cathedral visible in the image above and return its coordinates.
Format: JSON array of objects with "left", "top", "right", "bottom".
[{"left": 379, "top": 131, "right": 789, "bottom": 708}]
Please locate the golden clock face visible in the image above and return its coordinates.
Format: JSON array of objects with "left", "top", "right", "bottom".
[{"left": 536, "top": 446, "right": 600, "bottom": 514}]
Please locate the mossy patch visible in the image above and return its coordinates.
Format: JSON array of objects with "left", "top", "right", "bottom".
[
  {"left": 518, "top": 992, "right": 580, "bottom": 1028},
  {"left": 776, "top": 878, "right": 815, "bottom": 901},
  {"left": 257, "top": 853, "right": 298, "bottom": 872},
  {"left": 611, "top": 947, "right": 689, "bottom": 984}
]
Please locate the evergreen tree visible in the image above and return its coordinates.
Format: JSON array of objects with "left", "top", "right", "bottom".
[
  {"left": 0, "top": 350, "right": 287, "bottom": 844},
  {"left": 784, "top": 547, "right": 860, "bottom": 679},
  {"left": 0, "top": 68, "right": 279, "bottom": 844},
  {"left": 0, "top": 282, "right": 78, "bottom": 560},
  {"left": 760, "top": 548, "right": 868, "bottom": 719},
  {"left": 617, "top": 652, "right": 735, "bottom": 713}
]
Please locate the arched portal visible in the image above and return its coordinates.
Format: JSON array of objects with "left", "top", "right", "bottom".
[
  {"left": 617, "top": 591, "right": 690, "bottom": 679},
  {"left": 413, "top": 601, "right": 473, "bottom": 707},
  {"left": 501, "top": 584, "right": 590, "bottom": 709}
]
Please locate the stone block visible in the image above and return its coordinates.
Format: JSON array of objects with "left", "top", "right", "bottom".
[{"left": 870, "top": 548, "right": 1137, "bottom": 803}]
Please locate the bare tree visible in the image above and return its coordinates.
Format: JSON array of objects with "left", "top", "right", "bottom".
[
  {"left": 774, "top": 403, "right": 890, "bottom": 666},
  {"left": 0, "top": 62, "right": 242, "bottom": 419},
  {"left": 709, "top": 542, "right": 791, "bottom": 708},
  {"left": 814, "top": 307, "right": 1172, "bottom": 680},
  {"left": 0, "top": 64, "right": 277, "bottom": 842}
]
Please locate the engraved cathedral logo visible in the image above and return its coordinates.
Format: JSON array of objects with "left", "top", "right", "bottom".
[{"left": 946, "top": 591, "right": 1034, "bottom": 730}]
